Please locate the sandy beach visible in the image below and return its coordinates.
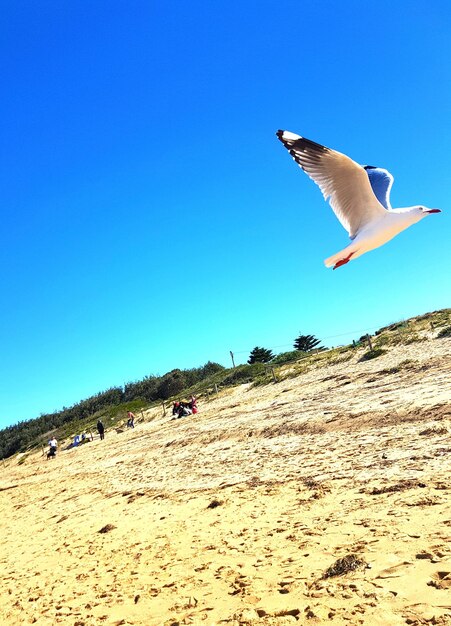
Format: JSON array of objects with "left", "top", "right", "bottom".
[{"left": 1, "top": 335, "right": 450, "bottom": 625}]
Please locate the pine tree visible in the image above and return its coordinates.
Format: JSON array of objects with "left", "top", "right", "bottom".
[
  {"left": 247, "top": 346, "right": 274, "bottom": 364},
  {"left": 293, "top": 334, "right": 323, "bottom": 352}
]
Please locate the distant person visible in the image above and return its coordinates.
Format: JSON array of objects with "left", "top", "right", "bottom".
[
  {"left": 177, "top": 403, "right": 192, "bottom": 419},
  {"left": 189, "top": 395, "right": 198, "bottom": 414},
  {"left": 97, "top": 420, "right": 105, "bottom": 440},
  {"left": 47, "top": 437, "right": 57, "bottom": 459},
  {"left": 126, "top": 411, "right": 135, "bottom": 428}
]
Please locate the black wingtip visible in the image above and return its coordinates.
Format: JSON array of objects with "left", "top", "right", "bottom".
[{"left": 276, "top": 131, "right": 329, "bottom": 156}]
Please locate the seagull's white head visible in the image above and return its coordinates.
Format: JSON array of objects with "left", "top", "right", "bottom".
[
  {"left": 420, "top": 206, "right": 441, "bottom": 214},
  {"left": 401, "top": 205, "right": 442, "bottom": 224},
  {"left": 417, "top": 206, "right": 442, "bottom": 222}
]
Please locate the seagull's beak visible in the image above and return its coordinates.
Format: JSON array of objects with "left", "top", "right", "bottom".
[{"left": 424, "top": 208, "right": 441, "bottom": 214}]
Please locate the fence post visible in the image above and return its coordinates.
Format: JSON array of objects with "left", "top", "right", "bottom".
[
  {"left": 270, "top": 367, "right": 277, "bottom": 383},
  {"left": 230, "top": 351, "right": 235, "bottom": 368},
  {"left": 162, "top": 402, "right": 166, "bottom": 417},
  {"left": 366, "top": 334, "right": 373, "bottom": 351},
  {"left": 214, "top": 383, "right": 218, "bottom": 394}
]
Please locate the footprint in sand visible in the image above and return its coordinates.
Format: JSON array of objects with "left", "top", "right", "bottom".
[
  {"left": 427, "top": 571, "right": 451, "bottom": 590},
  {"left": 375, "top": 562, "right": 414, "bottom": 579}
]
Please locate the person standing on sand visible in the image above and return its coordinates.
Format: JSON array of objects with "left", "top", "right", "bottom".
[
  {"left": 97, "top": 420, "right": 105, "bottom": 440},
  {"left": 47, "top": 437, "right": 58, "bottom": 458},
  {"left": 127, "top": 411, "right": 135, "bottom": 428}
]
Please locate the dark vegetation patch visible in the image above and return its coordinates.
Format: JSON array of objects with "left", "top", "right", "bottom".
[
  {"left": 368, "top": 480, "right": 426, "bottom": 495},
  {"left": 302, "top": 477, "right": 323, "bottom": 490},
  {"left": 419, "top": 426, "right": 448, "bottom": 436},
  {"left": 98, "top": 524, "right": 116, "bottom": 534},
  {"left": 437, "top": 326, "right": 451, "bottom": 338},
  {"left": 271, "top": 350, "right": 306, "bottom": 365},
  {"left": 375, "top": 321, "right": 408, "bottom": 334},
  {"left": 406, "top": 496, "right": 441, "bottom": 507},
  {"left": 404, "top": 334, "right": 426, "bottom": 344},
  {"left": 434, "top": 448, "right": 451, "bottom": 457},
  {"left": 359, "top": 348, "right": 386, "bottom": 362},
  {"left": 378, "top": 359, "right": 418, "bottom": 375},
  {"left": 246, "top": 476, "right": 264, "bottom": 488},
  {"left": 311, "top": 403, "right": 451, "bottom": 436},
  {"left": 127, "top": 491, "right": 146, "bottom": 504},
  {"left": 322, "top": 554, "right": 367, "bottom": 578},
  {"left": 298, "top": 477, "right": 332, "bottom": 502},
  {"left": 259, "top": 421, "right": 325, "bottom": 438},
  {"left": 220, "top": 363, "right": 265, "bottom": 386},
  {"left": 207, "top": 499, "right": 223, "bottom": 509}
]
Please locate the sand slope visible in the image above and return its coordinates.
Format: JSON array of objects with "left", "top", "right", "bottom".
[{"left": 1, "top": 337, "right": 450, "bottom": 625}]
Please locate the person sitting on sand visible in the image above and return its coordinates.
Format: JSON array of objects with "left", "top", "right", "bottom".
[
  {"left": 172, "top": 401, "right": 180, "bottom": 416},
  {"left": 177, "top": 403, "right": 192, "bottom": 419}
]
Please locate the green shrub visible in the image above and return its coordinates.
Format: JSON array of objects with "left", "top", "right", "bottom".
[
  {"left": 271, "top": 350, "right": 305, "bottom": 365},
  {"left": 379, "top": 359, "right": 417, "bottom": 374},
  {"left": 221, "top": 363, "right": 264, "bottom": 386},
  {"left": 359, "top": 348, "right": 386, "bottom": 362},
  {"left": 375, "top": 321, "right": 407, "bottom": 335},
  {"left": 404, "top": 334, "right": 425, "bottom": 344},
  {"left": 323, "top": 352, "right": 354, "bottom": 366}
]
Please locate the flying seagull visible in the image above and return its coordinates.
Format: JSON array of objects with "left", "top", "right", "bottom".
[{"left": 276, "top": 130, "right": 441, "bottom": 269}]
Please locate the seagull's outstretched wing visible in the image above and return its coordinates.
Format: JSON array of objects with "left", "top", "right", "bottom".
[
  {"left": 276, "top": 130, "right": 386, "bottom": 239},
  {"left": 364, "top": 166, "right": 394, "bottom": 210}
]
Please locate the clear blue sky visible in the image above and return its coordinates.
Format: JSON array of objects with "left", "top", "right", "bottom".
[{"left": 1, "top": 1, "right": 449, "bottom": 428}]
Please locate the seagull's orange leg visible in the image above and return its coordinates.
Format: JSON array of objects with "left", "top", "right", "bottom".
[{"left": 333, "top": 252, "right": 355, "bottom": 270}]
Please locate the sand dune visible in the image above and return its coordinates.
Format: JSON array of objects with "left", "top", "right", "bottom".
[{"left": 1, "top": 337, "right": 450, "bottom": 625}]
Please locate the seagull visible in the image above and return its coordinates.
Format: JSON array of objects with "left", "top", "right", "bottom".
[{"left": 276, "top": 130, "right": 441, "bottom": 269}]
